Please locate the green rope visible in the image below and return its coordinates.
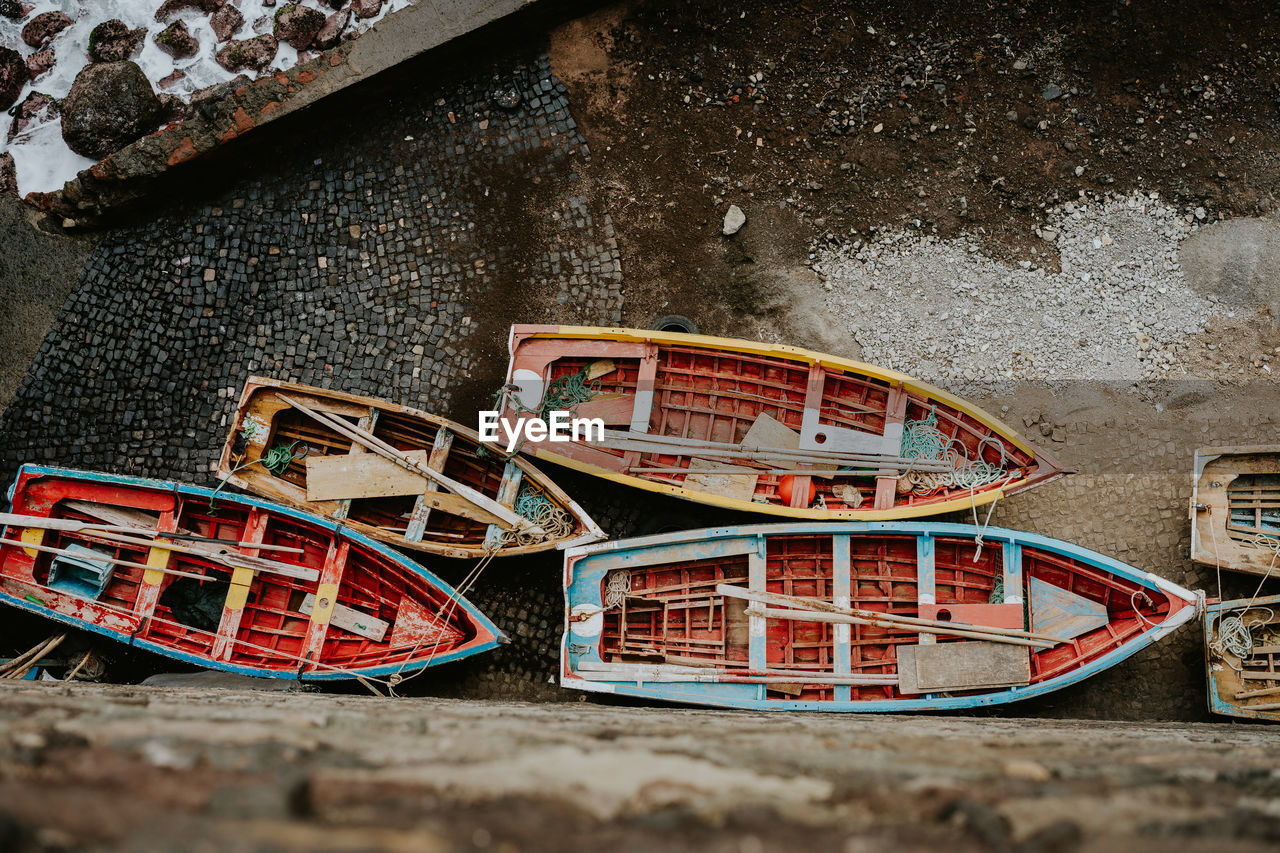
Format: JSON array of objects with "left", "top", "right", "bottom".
[
  {"left": 899, "top": 406, "right": 1009, "bottom": 494},
  {"left": 209, "top": 439, "right": 307, "bottom": 510},
  {"left": 486, "top": 364, "right": 601, "bottom": 459}
]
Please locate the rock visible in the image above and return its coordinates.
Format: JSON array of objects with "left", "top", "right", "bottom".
[
  {"left": 0, "top": 47, "right": 28, "bottom": 110},
  {"left": 1180, "top": 218, "right": 1280, "bottom": 321},
  {"left": 158, "top": 69, "right": 186, "bottom": 89},
  {"left": 0, "top": 0, "right": 23, "bottom": 19},
  {"left": 61, "top": 61, "right": 167, "bottom": 160},
  {"left": 22, "top": 11, "right": 74, "bottom": 49},
  {"left": 351, "top": 0, "right": 381, "bottom": 19},
  {"left": 488, "top": 84, "right": 521, "bottom": 110},
  {"left": 0, "top": 152, "right": 15, "bottom": 197},
  {"left": 1002, "top": 759, "right": 1051, "bottom": 781},
  {"left": 26, "top": 49, "right": 56, "bottom": 80},
  {"left": 722, "top": 204, "right": 746, "bottom": 236},
  {"left": 89, "top": 20, "right": 147, "bottom": 63},
  {"left": 155, "top": 0, "right": 222, "bottom": 21},
  {"left": 7, "top": 91, "right": 59, "bottom": 142},
  {"left": 273, "top": 4, "right": 323, "bottom": 50},
  {"left": 313, "top": 9, "right": 349, "bottom": 50},
  {"left": 157, "top": 92, "right": 191, "bottom": 124},
  {"left": 155, "top": 20, "right": 199, "bottom": 59},
  {"left": 1042, "top": 83, "right": 1063, "bottom": 101},
  {"left": 215, "top": 34, "right": 278, "bottom": 73},
  {"left": 210, "top": 3, "right": 244, "bottom": 42}
]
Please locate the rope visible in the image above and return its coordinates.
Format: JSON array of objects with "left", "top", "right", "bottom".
[
  {"left": 604, "top": 570, "right": 631, "bottom": 609},
  {"left": 900, "top": 408, "right": 1010, "bottom": 495},
  {"left": 505, "top": 485, "right": 574, "bottom": 547},
  {"left": 968, "top": 473, "right": 1017, "bottom": 562},
  {"left": 1209, "top": 532, "right": 1280, "bottom": 668},
  {"left": 488, "top": 364, "right": 601, "bottom": 459},
  {"left": 209, "top": 439, "right": 307, "bottom": 510}
]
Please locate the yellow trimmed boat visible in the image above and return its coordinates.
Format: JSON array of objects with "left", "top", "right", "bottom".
[{"left": 496, "top": 325, "right": 1069, "bottom": 520}]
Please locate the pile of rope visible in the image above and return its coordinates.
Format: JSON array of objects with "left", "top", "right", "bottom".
[
  {"left": 488, "top": 363, "right": 602, "bottom": 459},
  {"left": 210, "top": 437, "right": 307, "bottom": 509},
  {"left": 899, "top": 408, "right": 1009, "bottom": 495},
  {"left": 499, "top": 485, "right": 575, "bottom": 547},
  {"left": 604, "top": 570, "right": 632, "bottom": 609}
]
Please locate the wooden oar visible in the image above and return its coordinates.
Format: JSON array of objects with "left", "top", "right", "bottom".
[
  {"left": 62, "top": 501, "right": 320, "bottom": 582},
  {"left": 575, "top": 660, "right": 898, "bottom": 686},
  {"left": 276, "top": 394, "right": 533, "bottom": 534},
  {"left": 601, "top": 429, "right": 947, "bottom": 470},
  {"left": 745, "top": 605, "right": 1051, "bottom": 649},
  {"left": 0, "top": 537, "right": 227, "bottom": 583},
  {"left": 718, "top": 584, "right": 1068, "bottom": 645},
  {"left": 630, "top": 466, "right": 875, "bottom": 477},
  {"left": 0, "top": 513, "right": 303, "bottom": 553}
]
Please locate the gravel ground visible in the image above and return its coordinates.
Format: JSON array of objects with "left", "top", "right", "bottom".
[{"left": 815, "top": 193, "right": 1225, "bottom": 387}]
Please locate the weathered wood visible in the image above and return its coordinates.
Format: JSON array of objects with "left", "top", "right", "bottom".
[
  {"left": 0, "top": 537, "right": 213, "bottom": 583},
  {"left": 299, "top": 593, "right": 389, "bottom": 641},
  {"left": 682, "top": 458, "right": 760, "bottom": 501},
  {"left": 746, "top": 605, "right": 1053, "bottom": 648},
  {"left": 897, "top": 641, "right": 1030, "bottom": 694},
  {"left": 1029, "top": 576, "right": 1109, "bottom": 640},
  {"left": 306, "top": 450, "right": 434, "bottom": 501},
  {"left": 742, "top": 413, "right": 802, "bottom": 470},
  {"left": 63, "top": 501, "right": 319, "bottom": 582},
  {"left": 277, "top": 395, "right": 529, "bottom": 532},
  {"left": 0, "top": 512, "right": 303, "bottom": 553},
  {"left": 719, "top": 585, "right": 1064, "bottom": 644}
]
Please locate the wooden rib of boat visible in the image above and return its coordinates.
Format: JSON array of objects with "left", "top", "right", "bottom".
[
  {"left": 1205, "top": 593, "right": 1280, "bottom": 721},
  {"left": 1190, "top": 446, "right": 1280, "bottom": 578},
  {"left": 498, "top": 325, "right": 1070, "bottom": 520},
  {"left": 0, "top": 465, "right": 504, "bottom": 681},
  {"left": 562, "top": 522, "right": 1200, "bottom": 711},
  {"left": 216, "top": 376, "right": 604, "bottom": 559}
]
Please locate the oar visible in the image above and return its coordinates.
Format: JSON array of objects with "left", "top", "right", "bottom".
[
  {"left": 718, "top": 584, "right": 1068, "bottom": 644},
  {"left": 0, "top": 513, "right": 303, "bottom": 553},
  {"left": 745, "top": 605, "right": 1052, "bottom": 649},
  {"left": 0, "top": 537, "right": 227, "bottom": 583},
  {"left": 276, "top": 394, "right": 534, "bottom": 534}
]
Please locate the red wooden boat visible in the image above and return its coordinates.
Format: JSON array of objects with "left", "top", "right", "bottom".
[
  {"left": 498, "top": 326, "right": 1069, "bottom": 519},
  {"left": 563, "top": 522, "right": 1201, "bottom": 711},
  {"left": 0, "top": 465, "right": 504, "bottom": 681}
]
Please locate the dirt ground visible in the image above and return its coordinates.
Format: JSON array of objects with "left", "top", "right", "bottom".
[{"left": 550, "top": 0, "right": 1280, "bottom": 357}]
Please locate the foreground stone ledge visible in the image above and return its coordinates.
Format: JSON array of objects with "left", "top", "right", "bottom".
[{"left": 24, "top": 0, "right": 534, "bottom": 223}]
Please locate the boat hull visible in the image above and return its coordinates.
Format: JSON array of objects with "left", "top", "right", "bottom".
[
  {"left": 562, "top": 522, "right": 1199, "bottom": 712},
  {"left": 1, "top": 465, "right": 505, "bottom": 680},
  {"left": 216, "top": 376, "right": 604, "bottom": 559},
  {"left": 1190, "top": 446, "right": 1280, "bottom": 577},
  {"left": 501, "top": 325, "right": 1068, "bottom": 521}
]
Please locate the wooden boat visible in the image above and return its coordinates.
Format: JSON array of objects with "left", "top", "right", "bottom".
[
  {"left": 561, "top": 522, "right": 1200, "bottom": 711},
  {"left": 498, "top": 326, "right": 1069, "bottom": 520},
  {"left": 1205, "top": 593, "right": 1280, "bottom": 721},
  {"left": 1191, "top": 446, "right": 1280, "bottom": 577},
  {"left": 216, "top": 376, "right": 604, "bottom": 559},
  {"left": 0, "top": 465, "right": 504, "bottom": 681}
]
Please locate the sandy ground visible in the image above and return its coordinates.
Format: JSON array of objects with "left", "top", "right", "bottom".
[{"left": 1, "top": 680, "right": 1279, "bottom": 852}]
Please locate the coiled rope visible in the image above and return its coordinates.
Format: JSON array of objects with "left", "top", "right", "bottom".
[
  {"left": 484, "top": 364, "right": 601, "bottom": 460},
  {"left": 899, "top": 408, "right": 1009, "bottom": 495}
]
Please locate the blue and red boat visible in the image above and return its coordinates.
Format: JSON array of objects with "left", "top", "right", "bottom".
[
  {"left": 0, "top": 465, "right": 504, "bottom": 682},
  {"left": 562, "top": 522, "right": 1201, "bottom": 711}
]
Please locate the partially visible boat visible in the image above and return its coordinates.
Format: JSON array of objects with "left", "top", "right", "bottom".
[
  {"left": 1191, "top": 446, "right": 1280, "bottom": 578},
  {"left": 499, "top": 325, "right": 1069, "bottom": 520},
  {"left": 1205, "top": 593, "right": 1280, "bottom": 721},
  {"left": 217, "top": 376, "right": 604, "bottom": 559},
  {"left": 561, "top": 522, "right": 1201, "bottom": 712},
  {"left": 0, "top": 465, "right": 504, "bottom": 681}
]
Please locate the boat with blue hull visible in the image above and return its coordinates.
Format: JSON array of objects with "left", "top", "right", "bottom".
[
  {"left": 0, "top": 465, "right": 505, "bottom": 682},
  {"left": 562, "top": 522, "right": 1201, "bottom": 712}
]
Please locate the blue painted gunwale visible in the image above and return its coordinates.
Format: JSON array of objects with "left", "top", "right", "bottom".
[
  {"left": 562, "top": 521, "right": 1201, "bottom": 712},
  {"left": 2, "top": 464, "right": 505, "bottom": 681},
  {"left": 1203, "top": 593, "right": 1280, "bottom": 721}
]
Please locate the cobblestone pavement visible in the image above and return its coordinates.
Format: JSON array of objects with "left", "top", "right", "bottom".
[{"left": 1, "top": 682, "right": 1278, "bottom": 852}]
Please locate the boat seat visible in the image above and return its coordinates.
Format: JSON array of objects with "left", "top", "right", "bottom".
[{"left": 47, "top": 544, "right": 115, "bottom": 599}]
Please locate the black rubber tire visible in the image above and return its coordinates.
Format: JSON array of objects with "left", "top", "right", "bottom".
[{"left": 651, "top": 314, "right": 699, "bottom": 335}]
